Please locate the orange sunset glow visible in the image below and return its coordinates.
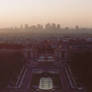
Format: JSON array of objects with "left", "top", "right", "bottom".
[{"left": 0, "top": 0, "right": 92, "bottom": 28}]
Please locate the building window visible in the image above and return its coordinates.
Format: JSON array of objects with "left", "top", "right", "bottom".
[{"left": 39, "top": 77, "right": 53, "bottom": 90}]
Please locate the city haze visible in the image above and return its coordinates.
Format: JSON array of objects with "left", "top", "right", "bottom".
[{"left": 0, "top": 0, "right": 92, "bottom": 28}]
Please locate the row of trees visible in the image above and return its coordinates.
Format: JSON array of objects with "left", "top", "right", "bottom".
[
  {"left": 0, "top": 51, "right": 25, "bottom": 88},
  {"left": 69, "top": 51, "right": 92, "bottom": 92}
]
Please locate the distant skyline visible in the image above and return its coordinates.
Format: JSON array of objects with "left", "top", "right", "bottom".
[{"left": 0, "top": 0, "right": 92, "bottom": 28}]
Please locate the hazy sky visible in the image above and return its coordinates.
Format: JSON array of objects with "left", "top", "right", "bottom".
[{"left": 0, "top": 0, "right": 92, "bottom": 27}]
